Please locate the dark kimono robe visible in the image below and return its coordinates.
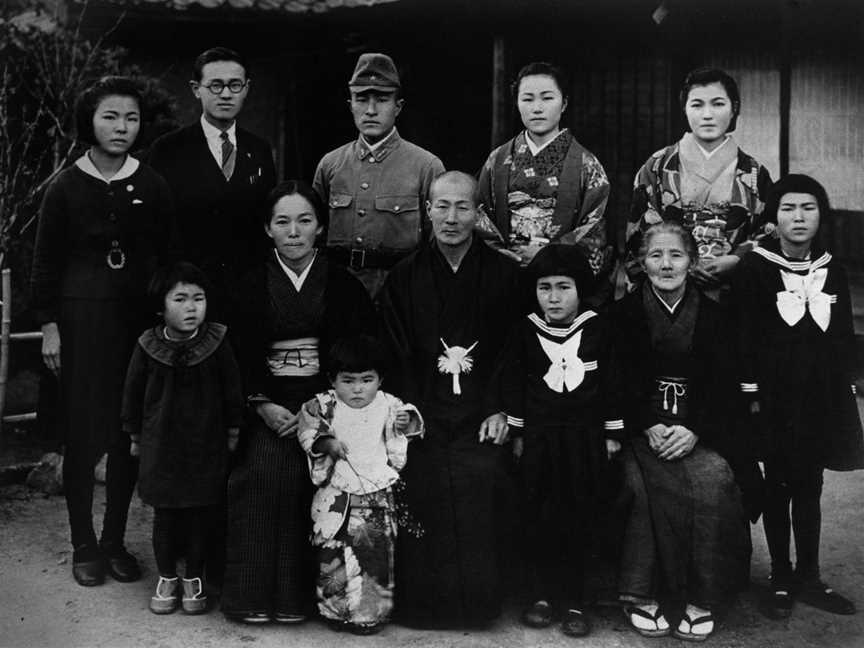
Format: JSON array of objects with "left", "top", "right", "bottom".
[
  {"left": 731, "top": 240, "right": 864, "bottom": 472},
  {"left": 612, "top": 284, "right": 751, "bottom": 612},
  {"left": 121, "top": 322, "right": 243, "bottom": 507},
  {"left": 496, "top": 310, "right": 623, "bottom": 607},
  {"left": 378, "top": 236, "right": 522, "bottom": 626},
  {"left": 221, "top": 252, "right": 375, "bottom": 618}
]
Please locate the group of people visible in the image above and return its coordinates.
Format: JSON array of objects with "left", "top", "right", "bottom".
[{"left": 29, "top": 44, "right": 864, "bottom": 642}]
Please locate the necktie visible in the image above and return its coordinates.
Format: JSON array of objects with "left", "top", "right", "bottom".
[{"left": 220, "top": 131, "right": 235, "bottom": 180}]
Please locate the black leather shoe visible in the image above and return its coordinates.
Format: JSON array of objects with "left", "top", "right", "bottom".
[
  {"left": 762, "top": 585, "right": 794, "bottom": 620},
  {"left": 798, "top": 581, "right": 856, "bottom": 615},
  {"left": 72, "top": 545, "right": 105, "bottom": 586},
  {"left": 561, "top": 609, "right": 591, "bottom": 637},
  {"left": 521, "top": 600, "right": 554, "bottom": 628},
  {"left": 102, "top": 545, "right": 141, "bottom": 583}
]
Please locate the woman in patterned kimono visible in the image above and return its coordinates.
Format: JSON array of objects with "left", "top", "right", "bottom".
[
  {"left": 625, "top": 68, "right": 772, "bottom": 298},
  {"left": 477, "top": 62, "right": 612, "bottom": 298},
  {"left": 221, "top": 181, "right": 375, "bottom": 624},
  {"left": 612, "top": 222, "right": 750, "bottom": 642}
]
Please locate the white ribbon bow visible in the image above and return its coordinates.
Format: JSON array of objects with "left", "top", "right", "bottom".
[
  {"left": 776, "top": 268, "right": 833, "bottom": 332},
  {"left": 437, "top": 339, "right": 478, "bottom": 395},
  {"left": 536, "top": 331, "right": 586, "bottom": 393}
]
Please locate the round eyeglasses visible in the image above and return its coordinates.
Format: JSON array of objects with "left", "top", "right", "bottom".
[{"left": 200, "top": 80, "right": 248, "bottom": 95}]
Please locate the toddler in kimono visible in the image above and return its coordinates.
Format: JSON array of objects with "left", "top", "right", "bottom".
[
  {"left": 497, "top": 244, "right": 622, "bottom": 638},
  {"left": 298, "top": 334, "right": 423, "bottom": 635}
]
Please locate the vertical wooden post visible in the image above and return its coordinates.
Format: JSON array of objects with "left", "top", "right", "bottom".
[
  {"left": 779, "top": 4, "right": 793, "bottom": 177},
  {"left": 0, "top": 268, "right": 11, "bottom": 438},
  {"left": 491, "top": 36, "right": 509, "bottom": 150}
]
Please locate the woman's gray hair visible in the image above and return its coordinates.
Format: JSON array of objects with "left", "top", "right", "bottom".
[{"left": 638, "top": 221, "right": 698, "bottom": 263}]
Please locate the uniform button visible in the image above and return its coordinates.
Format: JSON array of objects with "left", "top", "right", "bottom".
[
  {"left": 355, "top": 237, "right": 363, "bottom": 244},
  {"left": 358, "top": 209, "right": 366, "bottom": 217},
  {"left": 394, "top": 205, "right": 400, "bottom": 212},
  {"left": 360, "top": 182, "right": 369, "bottom": 190},
  {"left": 109, "top": 213, "right": 117, "bottom": 222}
]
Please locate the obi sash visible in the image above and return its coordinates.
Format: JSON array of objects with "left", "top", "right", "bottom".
[{"left": 266, "top": 337, "right": 320, "bottom": 377}]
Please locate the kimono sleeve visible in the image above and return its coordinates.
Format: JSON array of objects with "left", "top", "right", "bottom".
[
  {"left": 121, "top": 345, "right": 148, "bottom": 443},
  {"left": 297, "top": 395, "right": 336, "bottom": 486},
  {"left": 474, "top": 148, "right": 507, "bottom": 246},
  {"left": 733, "top": 163, "right": 773, "bottom": 256},
  {"left": 30, "top": 178, "right": 69, "bottom": 326},
  {"left": 217, "top": 337, "right": 245, "bottom": 429},
  {"left": 624, "top": 153, "right": 664, "bottom": 280},
  {"left": 383, "top": 395, "right": 424, "bottom": 472},
  {"left": 569, "top": 152, "right": 611, "bottom": 276},
  {"left": 377, "top": 271, "right": 418, "bottom": 403}
]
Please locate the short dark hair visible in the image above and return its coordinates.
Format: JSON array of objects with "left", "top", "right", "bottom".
[
  {"left": 147, "top": 261, "right": 212, "bottom": 314},
  {"left": 193, "top": 47, "right": 248, "bottom": 82},
  {"left": 527, "top": 244, "right": 595, "bottom": 298},
  {"left": 263, "top": 179, "right": 328, "bottom": 233},
  {"left": 74, "top": 76, "right": 142, "bottom": 147},
  {"left": 763, "top": 174, "right": 831, "bottom": 225},
  {"left": 679, "top": 67, "right": 741, "bottom": 133},
  {"left": 511, "top": 61, "right": 569, "bottom": 102},
  {"left": 327, "top": 335, "right": 386, "bottom": 380}
]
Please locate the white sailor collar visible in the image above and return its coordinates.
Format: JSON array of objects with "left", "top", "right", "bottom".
[
  {"left": 753, "top": 245, "right": 832, "bottom": 274},
  {"left": 528, "top": 310, "right": 597, "bottom": 341}
]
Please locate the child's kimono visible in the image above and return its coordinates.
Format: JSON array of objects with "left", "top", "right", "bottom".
[{"left": 298, "top": 390, "right": 423, "bottom": 627}]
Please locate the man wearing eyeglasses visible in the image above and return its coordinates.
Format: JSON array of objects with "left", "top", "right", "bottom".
[
  {"left": 147, "top": 46, "right": 276, "bottom": 315},
  {"left": 313, "top": 53, "right": 444, "bottom": 296}
]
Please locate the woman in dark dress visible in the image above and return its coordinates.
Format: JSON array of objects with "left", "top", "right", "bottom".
[
  {"left": 221, "top": 180, "right": 375, "bottom": 624},
  {"left": 732, "top": 175, "right": 864, "bottom": 619},
  {"left": 612, "top": 222, "right": 750, "bottom": 642},
  {"left": 31, "top": 76, "right": 176, "bottom": 586}
]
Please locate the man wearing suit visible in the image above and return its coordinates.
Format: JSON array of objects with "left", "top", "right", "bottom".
[
  {"left": 147, "top": 46, "right": 276, "bottom": 316},
  {"left": 146, "top": 47, "right": 275, "bottom": 594}
]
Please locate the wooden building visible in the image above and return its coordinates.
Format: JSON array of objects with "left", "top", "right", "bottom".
[{"left": 77, "top": 0, "right": 864, "bottom": 262}]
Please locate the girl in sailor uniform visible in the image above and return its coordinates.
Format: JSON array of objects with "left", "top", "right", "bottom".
[
  {"left": 497, "top": 244, "right": 622, "bottom": 638},
  {"left": 732, "top": 174, "right": 864, "bottom": 619}
]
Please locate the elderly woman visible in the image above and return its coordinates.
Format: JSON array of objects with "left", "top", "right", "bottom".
[
  {"left": 221, "top": 180, "right": 375, "bottom": 624},
  {"left": 477, "top": 62, "right": 612, "bottom": 293},
  {"left": 31, "top": 76, "right": 176, "bottom": 587},
  {"left": 625, "top": 68, "right": 772, "bottom": 298},
  {"left": 611, "top": 222, "right": 750, "bottom": 642}
]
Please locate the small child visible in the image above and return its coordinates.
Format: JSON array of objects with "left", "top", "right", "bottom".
[
  {"left": 297, "top": 335, "right": 423, "bottom": 635},
  {"left": 497, "top": 244, "right": 622, "bottom": 638},
  {"left": 122, "top": 262, "right": 244, "bottom": 615},
  {"left": 732, "top": 175, "right": 864, "bottom": 619}
]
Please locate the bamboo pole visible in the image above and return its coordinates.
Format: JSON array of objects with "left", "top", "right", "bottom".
[{"left": 0, "top": 268, "right": 11, "bottom": 437}]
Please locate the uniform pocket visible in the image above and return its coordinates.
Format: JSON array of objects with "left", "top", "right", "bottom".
[
  {"left": 329, "top": 193, "right": 353, "bottom": 209},
  {"left": 374, "top": 194, "right": 419, "bottom": 215},
  {"left": 374, "top": 195, "right": 421, "bottom": 250}
]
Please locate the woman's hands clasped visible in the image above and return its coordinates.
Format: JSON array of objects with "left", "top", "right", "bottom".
[
  {"left": 256, "top": 402, "right": 299, "bottom": 438},
  {"left": 645, "top": 422, "right": 698, "bottom": 461}
]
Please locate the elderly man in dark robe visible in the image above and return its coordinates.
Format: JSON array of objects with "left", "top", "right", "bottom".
[{"left": 378, "top": 170, "right": 522, "bottom": 627}]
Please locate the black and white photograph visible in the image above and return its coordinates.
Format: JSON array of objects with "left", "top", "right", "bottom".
[{"left": 0, "top": 0, "right": 863, "bottom": 645}]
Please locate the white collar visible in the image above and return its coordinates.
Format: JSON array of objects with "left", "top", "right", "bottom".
[
  {"left": 361, "top": 127, "right": 396, "bottom": 153},
  {"left": 694, "top": 135, "right": 731, "bottom": 160},
  {"left": 273, "top": 248, "right": 317, "bottom": 291},
  {"left": 525, "top": 128, "right": 566, "bottom": 156},
  {"left": 528, "top": 310, "right": 597, "bottom": 339},
  {"left": 200, "top": 114, "right": 236, "bottom": 143},
  {"left": 651, "top": 286, "right": 684, "bottom": 314},
  {"left": 75, "top": 153, "right": 139, "bottom": 183},
  {"left": 753, "top": 246, "right": 831, "bottom": 274}
]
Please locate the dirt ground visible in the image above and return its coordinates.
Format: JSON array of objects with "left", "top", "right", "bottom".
[{"left": 0, "top": 467, "right": 862, "bottom": 648}]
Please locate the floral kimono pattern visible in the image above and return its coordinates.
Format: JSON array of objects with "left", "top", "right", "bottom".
[
  {"left": 477, "top": 129, "right": 611, "bottom": 274},
  {"left": 625, "top": 139, "right": 772, "bottom": 280},
  {"left": 298, "top": 390, "right": 423, "bottom": 627}
]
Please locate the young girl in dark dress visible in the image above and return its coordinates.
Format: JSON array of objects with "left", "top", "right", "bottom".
[
  {"left": 31, "top": 76, "right": 177, "bottom": 586},
  {"left": 497, "top": 244, "right": 623, "bottom": 638},
  {"left": 732, "top": 175, "right": 864, "bottom": 619},
  {"left": 122, "top": 263, "right": 243, "bottom": 615}
]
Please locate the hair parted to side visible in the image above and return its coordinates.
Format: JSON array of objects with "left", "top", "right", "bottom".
[
  {"left": 638, "top": 221, "right": 699, "bottom": 263},
  {"left": 511, "top": 61, "right": 569, "bottom": 102},
  {"left": 679, "top": 67, "right": 741, "bottom": 132},
  {"left": 147, "top": 261, "right": 212, "bottom": 315},
  {"left": 263, "top": 179, "right": 327, "bottom": 232},
  {"left": 327, "top": 335, "right": 387, "bottom": 381},
  {"left": 74, "top": 76, "right": 143, "bottom": 147},
  {"left": 193, "top": 47, "right": 248, "bottom": 82},
  {"left": 763, "top": 174, "right": 831, "bottom": 225}
]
